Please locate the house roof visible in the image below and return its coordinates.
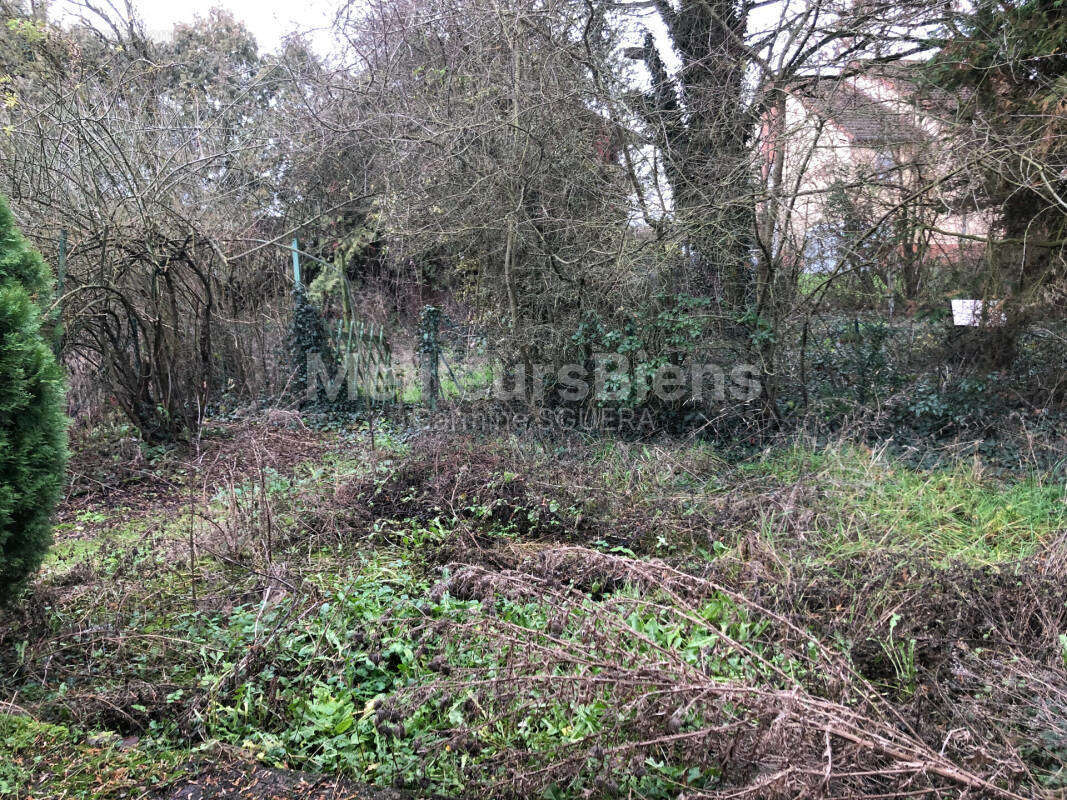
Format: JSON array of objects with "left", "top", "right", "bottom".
[{"left": 796, "top": 79, "right": 930, "bottom": 148}]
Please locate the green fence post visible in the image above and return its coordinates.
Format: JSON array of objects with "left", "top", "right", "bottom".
[{"left": 291, "top": 237, "right": 301, "bottom": 287}]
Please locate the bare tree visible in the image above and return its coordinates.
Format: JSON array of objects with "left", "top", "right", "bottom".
[{"left": 0, "top": 2, "right": 366, "bottom": 438}]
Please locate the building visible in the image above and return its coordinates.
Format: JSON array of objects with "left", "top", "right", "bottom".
[{"left": 770, "top": 62, "right": 989, "bottom": 295}]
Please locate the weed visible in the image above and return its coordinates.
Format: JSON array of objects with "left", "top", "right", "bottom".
[{"left": 880, "top": 612, "right": 918, "bottom": 698}]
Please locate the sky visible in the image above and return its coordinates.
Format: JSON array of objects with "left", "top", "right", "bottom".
[
  {"left": 129, "top": 0, "right": 675, "bottom": 61},
  {"left": 77, "top": 0, "right": 811, "bottom": 80},
  {"left": 124, "top": 0, "right": 796, "bottom": 72},
  {"left": 129, "top": 0, "right": 339, "bottom": 53}
]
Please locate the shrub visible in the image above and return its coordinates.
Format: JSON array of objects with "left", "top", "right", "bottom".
[{"left": 0, "top": 194, "right": 67, "bottom": 602}]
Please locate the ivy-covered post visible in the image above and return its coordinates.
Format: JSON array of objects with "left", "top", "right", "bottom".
[
  {"left": 287, "top": 237, "right": 331, "bottom": 403},
  {"left": 419, "top": 305, "right": 441, "bottom": 408}
]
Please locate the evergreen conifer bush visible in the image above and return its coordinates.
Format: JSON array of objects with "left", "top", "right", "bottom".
[{"left": 0, "top": 194, "right": 66, "bottom": 602}]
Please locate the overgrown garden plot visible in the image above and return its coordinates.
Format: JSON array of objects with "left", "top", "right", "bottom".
[{"left": 2, "top": 417, "right": 1064, "bottom": 798}]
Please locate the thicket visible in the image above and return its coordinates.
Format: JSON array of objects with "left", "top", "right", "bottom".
[{"left": 0, "top": 0, "right": 1062, "bottom": 465}]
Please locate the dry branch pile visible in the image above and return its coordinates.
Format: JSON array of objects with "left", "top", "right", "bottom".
[{"left": 392, "top": 544, "right": 1066, "bottom": 798}]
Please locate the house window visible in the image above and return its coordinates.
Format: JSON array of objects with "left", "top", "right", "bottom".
[{"left": 804, "top": 225, "right": 840, "bottom": 273}]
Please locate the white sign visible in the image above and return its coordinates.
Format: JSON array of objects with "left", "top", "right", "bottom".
[{"left": 951, "top": 299, "right": 1005, "bottom": 327}]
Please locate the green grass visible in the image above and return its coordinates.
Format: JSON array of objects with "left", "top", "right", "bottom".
[
  {"left": 400, "top": 380, "right": 422, "bottom": 404},
  {"left": 9, "top": 522, "right": 786, "bottom": 799},
  {"left": 0, "top": 714, "right": 189, "bottom": 799},
  {"left": 440, "top": 362, "right": 493, "bottom": 399},
  {"left": 48, "top": 509, "right": 149, "bottom": 568},
  {"left": 746, "top": 443, "right": 1067, "bottom": 563},
  {"left": 194, "top": 550, "right": 785, "bottom": 796},
  {"left": 400, "top": 361, "right": 494, "bottom": 403}
]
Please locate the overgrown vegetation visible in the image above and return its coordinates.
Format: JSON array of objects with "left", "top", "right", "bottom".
[
  {"left": 0, "top": 0, "right": 1064, "bottom": 796},
  {"left": 1, "top": 419, "right": 1064, "bottom": 797},
  {"left": 0, "top": 0, "right": 1061, "bottom": 449}
]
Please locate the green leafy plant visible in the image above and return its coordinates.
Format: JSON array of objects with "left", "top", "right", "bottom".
[{"left": 881, "top": 612, "right": 918, "bottom": 698}]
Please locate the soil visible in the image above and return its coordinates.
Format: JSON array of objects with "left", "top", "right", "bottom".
[{"left": 157, "top": 763, "right": 406, "bottom": 800}]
